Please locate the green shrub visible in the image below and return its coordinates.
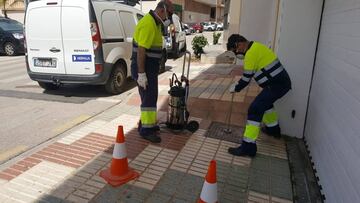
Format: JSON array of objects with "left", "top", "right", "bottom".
[
  {"left": 192, "top": 35, "right": 208, "bottom": 58},
  {"left": 213, "top": 32, "right": 222, "bottom": 45}
]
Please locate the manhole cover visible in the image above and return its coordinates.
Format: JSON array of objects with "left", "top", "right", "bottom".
[{"left": 206, "top": 122, "right": 244, "bottom": 143}]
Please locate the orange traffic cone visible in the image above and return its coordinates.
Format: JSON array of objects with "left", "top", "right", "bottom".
[
  {"left": 100, "top": 125, "right": 139, "bottom": 187},
  {"left": 198, "top": 160, "right": 217, "bottom": 203}
]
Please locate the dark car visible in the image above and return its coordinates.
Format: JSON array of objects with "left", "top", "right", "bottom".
[
  {"left": 191, "top": 23, "right": 203, "bottom": 33},
  {"left": 0, "top": 18, "right": 25, "bottom": 56}
]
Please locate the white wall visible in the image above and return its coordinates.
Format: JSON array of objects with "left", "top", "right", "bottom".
[
  {"left": 274, "top": 0, "right": 323, "bottom": 138},
  {"left": 135, "top": 0, "right": 159, "bottom": 14},
  {"left": 7, "top": 11, "right": 24, "bottom": 23},
  {"left": 305, "top": 0, "right": 360, "bottom": 201},
  {"left": 239, "top": 0, "right": 278, "bottom": 48},
  {"left": 222, "top": 0, "right": 241, "bottom": 50}
]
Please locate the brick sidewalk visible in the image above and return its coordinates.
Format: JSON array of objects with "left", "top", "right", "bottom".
[{"left": 0, "top": 62, "right": 293, "bottom": 203}]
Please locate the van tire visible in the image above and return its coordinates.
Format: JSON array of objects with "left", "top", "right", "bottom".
[
  {"left": 105, "top": 63, "right": 126, "bottom": 94},
  {"left": 4, "top": 42, "right": 16, "bottom": 56},
  {"left": 38, "top": 82, "right": 60, "bottom": 90}
]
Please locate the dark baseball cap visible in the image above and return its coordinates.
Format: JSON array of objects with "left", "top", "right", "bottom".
[{"left": 227, "top": 34, "right": 248, "bottom": 51}]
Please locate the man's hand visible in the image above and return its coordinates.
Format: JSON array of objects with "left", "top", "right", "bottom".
[
  {"left": 137, "top": 73, "right": 148, "bottom": 90},
  {"left": 229, "top": 82, "right": 237, "bottom": 93}
]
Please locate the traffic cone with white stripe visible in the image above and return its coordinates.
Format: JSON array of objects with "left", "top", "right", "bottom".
[
  {"left": 100, "top": 125, "right": 139, "bottom": 187},
  {"left": 198, "top": 160, "right": 217, "bottom": 203}
]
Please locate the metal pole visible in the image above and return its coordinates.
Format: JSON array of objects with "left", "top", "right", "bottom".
[{"left": 224, "top": 93, "right": 235, "bottom": 134}]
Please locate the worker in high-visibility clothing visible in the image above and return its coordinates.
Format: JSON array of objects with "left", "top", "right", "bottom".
[
  {"left": 226, "top": 34, "right": 292, "bottom": 157},
  {"left": 131, "top": 0, "right": 174, "bottom": 143}
]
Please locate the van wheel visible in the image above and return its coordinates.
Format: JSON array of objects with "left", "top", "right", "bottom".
[
  {"left": 4, "top": 42, "right": 16, "bottom": 56},
  {"left": 105, "top": 63, "right": 126, "bottom": 95},
  {"left": 38, "top": 82, "right": 60, "bottom": 90}
]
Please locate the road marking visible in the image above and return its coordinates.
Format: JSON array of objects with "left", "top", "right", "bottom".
[
  {"left": 96, "top": 98, "right": 122, "bottom": 103},
  {"left": 0, "top": 145, "right": 28, "bottom": 162},
  {"left": 53, "top": 115, "right": 91, "bottom": 135}
]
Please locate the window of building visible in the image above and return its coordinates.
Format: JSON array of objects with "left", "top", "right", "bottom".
[{"left": 210, "top": 7, "right": 216, "bottom": 19}]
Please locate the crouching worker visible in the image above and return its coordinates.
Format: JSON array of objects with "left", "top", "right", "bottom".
[{"left": 226, "top": 34, "right": 292, "bottom": 157}]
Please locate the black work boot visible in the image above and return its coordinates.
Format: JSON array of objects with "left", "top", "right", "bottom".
[
  {"left": 228, "top": 141, "right": 257, "bottom": 157},
  {"left": 261, "top": 125, "right": 281, "bottom": 139},
  {"left": 138, "top": 121, "right": 160, "bottom": 133},
  {"left": 140, "top": 132, "right": 161, "bottom": 143}
]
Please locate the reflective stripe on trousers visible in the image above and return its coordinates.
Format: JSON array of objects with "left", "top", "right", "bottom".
[
  {"left": 262, "top": 108, "right": 279, "bottom": 127},
  {"left": 243, "top": 84, "right": 290, "bottom": 142}
]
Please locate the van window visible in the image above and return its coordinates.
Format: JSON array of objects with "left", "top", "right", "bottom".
[
  {"left": 102, "top": 10, "right": 123, "bottom": 38},
  {"left": 119, "top": 11, "right": 136, "bottom": 38}
]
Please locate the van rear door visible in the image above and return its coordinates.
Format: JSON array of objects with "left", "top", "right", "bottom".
[
  {"left": 25, "top": 0, "right": 65, "bottom": 74},
  {"left": 61, "top": 0, "right": 95, "bottom": 75}
]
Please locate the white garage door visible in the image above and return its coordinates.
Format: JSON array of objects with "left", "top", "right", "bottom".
[{"left": 305, "top": 0, "right": 360, "bottom": 202}]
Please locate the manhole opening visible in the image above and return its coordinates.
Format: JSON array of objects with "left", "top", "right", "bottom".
[{"left": 206, "top": 122, "right": 244, "bottom": 143}]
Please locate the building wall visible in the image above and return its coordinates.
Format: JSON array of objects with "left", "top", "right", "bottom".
[
  {"left": 183, "top": 10, "right": 209, "bottom": 23},
  {"left": 222, "top": 0, "right": 241, "bottom": 48},
  {"left": 6, "top": 11, "right": 24, "bottom": 23},
  {"left": 305, "top": 0, "right": 360, "bottom": 201},
  {"left": 184, "top": 0, "right": 210, "bottom": 14},
  {"left": 138, "top": 0, "right": 209, "bottom": 23},
  {"left": 238, "top": 0, "right": 278, "bottom": 48},
  {"left": 223, "top": 0, "right": 278, "bottom": 55}
]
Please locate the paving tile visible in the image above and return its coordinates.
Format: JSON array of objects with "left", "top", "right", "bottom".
[
  {"left": 39, "top": 194, "right": 66, "bottom": 203},
  {"left": 248, "top": 191, "right": 270, "bottom": 202},
  {"left": 270, "top": 174, "right": 293, "bottom": 200},
  {"left": 249, "top": 169, "right": 270, "bottom": 195},
  {"left": 145, "top": 192, "right": 172, "bottom": 203},
  {"left": 66, "top": 194, "right": 90, "bottom": 203}
]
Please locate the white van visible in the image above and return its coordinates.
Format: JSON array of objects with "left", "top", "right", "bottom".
[
  {"left": 25, "top": 0, "right": 144, "bottom": 94},
  {"left": 165, "top": 14, "right": 186, "bottom": 59}
]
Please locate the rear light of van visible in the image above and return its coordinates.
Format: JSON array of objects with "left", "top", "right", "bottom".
[
  {"left": 95, "top": 64, "right": 103, "bottom": 73},
  {"left": 91, "top": 22, "right": 101, "bottom": 50},
  {"left": 170, "top": 25, "right": 176, "bottom": 37}
]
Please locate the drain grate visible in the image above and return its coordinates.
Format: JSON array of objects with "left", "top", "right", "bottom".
[{"left": 206, "top": 122, "right": 244, "bottom": 143}]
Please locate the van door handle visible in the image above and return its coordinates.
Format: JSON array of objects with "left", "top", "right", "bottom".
[{"left": 49, "top": 48, "right": 61, "bottom": 53}]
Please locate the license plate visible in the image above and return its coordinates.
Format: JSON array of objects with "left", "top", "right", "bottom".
[{"left": 34, "top": 58, "right": 57, "bottom": 68}]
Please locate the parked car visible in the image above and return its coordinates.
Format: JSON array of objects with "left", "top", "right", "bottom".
[
  {"left": 191, "top": 23, "right": 203, "bottom": 33},
  {"left": 0, "top": 18, "right": 25, "bottom": 56},
  {"left": 182, "top": 23, "right": 193, "bottom": 35},
  {"left": 165, "top": 14, "right": 186, "bottom": 59},
  {"left": 202, "top": 22, "right": 217, "bottom": 31},
  {"left": 216, "top": 22, "right": 223, "bottom": 31},
  {"left": 25, "top": 0, "right": 143, "bottom": 94}
]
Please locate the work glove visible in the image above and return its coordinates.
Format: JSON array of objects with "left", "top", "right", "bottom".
[
  {"left": 229, "top": 82, "right": 238, "bottom": 93},
  {"left": 137, "top": 73, "right": 148, "bottom": 90}
]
